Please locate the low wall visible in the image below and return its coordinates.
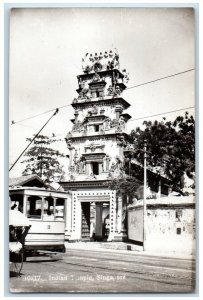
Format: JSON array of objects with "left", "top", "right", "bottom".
[{"left": 127, "top": 195, "right": 195, "bottom": 255}]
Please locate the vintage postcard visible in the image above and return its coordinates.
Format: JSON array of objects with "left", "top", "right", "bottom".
[{"left": 8, "top": 6, "right": 196, "bottom": 294}]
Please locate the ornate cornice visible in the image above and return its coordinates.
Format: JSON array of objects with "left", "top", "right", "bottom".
[
  {"left": 72, "top": 97, "right": 130, "bottom": 110},
  {"left": 66, "top": 132, "right": 130, "bottom": 143},
  {"left": 77, "top": 69, "right": 124, "bottom": 81},
  {"left": 60, "top": 179, "right": 111, "bottom": 190},
  {"left": 84, "top": 115, "right": 106, "bottom": 123},
  {"left": 82, "top": 152, "right": 106, "bottom": 161}
]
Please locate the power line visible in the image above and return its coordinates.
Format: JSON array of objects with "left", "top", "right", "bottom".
[
  {"left": 10, "top": 104, "right": 71, "bottom": 126},
  {"left": 129, "top": 106, "right": 195, "bottom": 122},
  {"left": 10, "top": 68, "right": 194, "bottom": 126},
  {"left": 9, "top": 109, "right": 59, "bottom": 172},
  {"left": 126, "top": 68, "right": 194, "bottom": 90}
]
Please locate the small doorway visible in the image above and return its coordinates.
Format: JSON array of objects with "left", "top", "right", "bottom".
[{"left": 81, "top": 202, "right": 90, "bottom": 240}]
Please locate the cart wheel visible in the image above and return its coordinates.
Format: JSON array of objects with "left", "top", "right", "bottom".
[{"left": 10, "top": 252, "right": 23, "bottom": 275}]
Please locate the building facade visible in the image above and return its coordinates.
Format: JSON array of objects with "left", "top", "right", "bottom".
[{"left": 61, "top": 51, "right": 132, "bottom": 242}]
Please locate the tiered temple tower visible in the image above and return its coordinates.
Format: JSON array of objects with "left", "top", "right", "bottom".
[{"left": 61, "top": 50, "right": 133, "bottom": 242}]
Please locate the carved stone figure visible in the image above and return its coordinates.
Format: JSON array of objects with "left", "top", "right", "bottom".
[
  {"left": 113, "top": 53, "right": 120, "bottom": 69},
  {"left": 83, "top": 53, "right": 94, "bottom": 73},
  {"left": 92, "top": 53, "right": 102, "bottom": 72},
  {"left": 72, "top": 121, "right": 81, "bottom": 132},
  {"left": 105, "top": 155, "right": 111, "bottom": 171},
  {"left": 109, "top": 50, "right": 113, "bottom": 59},
  {"left": 65, "top": 131, "right": 72, "bottom": 140},
  {"left": 70, "top": 174, "right": 75, "bottom": 181},
  {"left": 92, "top": 72, "right": 101, "bottom": 82},
  {"left": 82, "top": 53, "right": 89, "bottom": 71},
  {"left": 117, "top": 134, "right": 127, "bottom": 147},
  {"left": 89, "top": 143, "right": 96, "bottom": 152},
  {"left": 121, "top": 69, "right": 129, "bottom": 84},
  {"left": 87, "top": 110, "right": 92, "bottom": 117},
  {"left": 75, "top": 161, "right": 80, "bottom": 173},
  {"left": 69, "top": 165, "right": 75, "bottom": 173},
  {"left": 79, "top": 158, "right": 85, "bottom": 173},
  {"left": 79, "top": 87, "right": 89, "bottom": 99},
  {"left": 66, "top": 138, "right": 73, "bottom": 149},
  {"left": 92, "top": 105, "right": 98, "bottom": 115},
  {"left": 107, "top": 60, "right": 114, "bottom": 70},
  {"left": 115, "top": 156, "right": 123, "bottom": 171},
  {"left": 110, "top": 162, "right": 116, "bottom": 171},
  {"left": 111, "top": 118, "right": 119, "bottom": 128},
  {"left": 72, "top": 98, "right": 78, "bottom": 103},
  {"left": 114, "top": 85, "right": 121, "bottom": 96},
  {"left": 87, "top": 172, "right": 97, "bottom": 180},
  {"left": 103, "top": 51, "right": 109, "bottom": 70},
  {"left": 99, "top": 52, "right": 103, "bottom": 60},
  {"left": 119, "top": 116, "right": 125, "bottom": 129},
  {"left": 103, "top": 118, "right": 111, "bottom": 130},
  {"left": 107, "top": 85, "right": 114, "bottom": 96}
]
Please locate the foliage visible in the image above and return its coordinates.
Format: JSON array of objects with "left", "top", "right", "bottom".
[
  {"left": 130, "top": 112, "right": 195, "bottom": 190},
  {"left": 109, "top": 174, "right": 142, "bottom": 200},
  {"left": 21, "top": 134, "right": 66, "bottom": 183}
]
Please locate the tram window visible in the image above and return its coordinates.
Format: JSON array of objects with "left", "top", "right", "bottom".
[
  {"left": 43, "top": 198, "right": 54, "bottom": 220},
  {"left": 10, "top": 200, "right": 23, "bottom": 213},
  {"left": 26, "top": 198, "right": 42, "bottom": 219},
  {"left": 55, "top": 199, "right": 64, "bottom": 220}
]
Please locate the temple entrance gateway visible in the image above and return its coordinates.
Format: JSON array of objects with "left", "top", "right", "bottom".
[
  {"left": 61, "top": 50, "right": 131, "bottom": 242},
  {"left": 81, "top": 201, "right": 110, "bottom": 241}
]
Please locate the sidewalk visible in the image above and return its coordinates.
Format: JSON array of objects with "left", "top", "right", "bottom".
[{"left": 65, "top": 241, "right": 195, "bottom": 260}]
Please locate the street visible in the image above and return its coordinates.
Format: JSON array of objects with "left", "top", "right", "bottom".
[{"left": 9, "top": 248, "right": 196, "bottom": 293}]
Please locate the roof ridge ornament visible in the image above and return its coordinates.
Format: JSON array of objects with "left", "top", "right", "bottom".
[{"left": 82, "top": 50, "right": 121, "bottom": 73}]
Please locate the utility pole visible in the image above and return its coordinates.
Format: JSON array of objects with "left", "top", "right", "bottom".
[{"left": 143, "top": 140, "right": 147, "bottom": 251}]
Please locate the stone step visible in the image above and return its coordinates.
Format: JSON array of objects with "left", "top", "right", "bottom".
[{"left": 65, "top": 241, "right": 143, "bottom": 252}]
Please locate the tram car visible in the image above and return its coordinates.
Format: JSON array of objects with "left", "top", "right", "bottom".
[{"left": 9, "top": 176, "right": 68, "bottom": 254}]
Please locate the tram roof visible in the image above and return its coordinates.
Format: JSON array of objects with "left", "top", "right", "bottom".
[
  {"left": 9, "top": 186, "right": 68, "bottom": 198},
  {"left": 9, "top": 174, "right": 44, "bottom": 188}
]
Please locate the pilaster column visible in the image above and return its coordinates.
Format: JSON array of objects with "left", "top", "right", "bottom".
[
  {"left": 95, "top": 202, "right": 103, "bottom": 240},
  {"left": 117, "top": 195, "right": 122, "bottom": 233},
  {"left": 65, "top": 194, "right": 72, "bottom": 240},
  {"left": 121, "top": 195, "right": 128, "bottom": 234},
  {"left": 112, "top": 193, "right": 128, "bottom": 242},
  {"left": 108, "top": 191, "right": 116, "bottom": 241},
  {"left": 68, "top": 147, "right": 74, "bottom": 167}
]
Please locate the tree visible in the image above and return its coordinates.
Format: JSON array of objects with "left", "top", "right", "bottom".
[
  {"left": 130, "top": 112, "right": 195, "bottom": 191},
  {"left": 109, "top": 174, "right": 142, "bottom": 201},
  {"left": 21, "top": 134, "right": 66, "bottom": 183}
]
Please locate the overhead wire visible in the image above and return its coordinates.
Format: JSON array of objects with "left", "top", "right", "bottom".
[
  {"left": 9, "top": 109, "right": 59, "bottom": 172},
  {"left": 129, "top": 106, "right": 195, "bottom": 122},
  {"left": 126, "top": 68, "right": 194, "bottom": 90},
  {"left": 10, "top": 68, "right": 195, "bottom": 126}
]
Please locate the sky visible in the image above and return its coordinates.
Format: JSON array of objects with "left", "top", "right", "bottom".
[{"left": 9, "top": 7, "right": 195, "bottom": 178}]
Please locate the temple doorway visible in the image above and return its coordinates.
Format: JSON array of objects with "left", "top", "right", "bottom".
[
  {"left": 90, "top": 202, "right": 110, "bottom": 241},
  {"left": 81, "top": 202, "right": 90, "bottom": 240}
]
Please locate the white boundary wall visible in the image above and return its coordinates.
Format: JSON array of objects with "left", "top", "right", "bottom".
[{"left": 127, "top": 195, "right": 195, "bottom": 255}]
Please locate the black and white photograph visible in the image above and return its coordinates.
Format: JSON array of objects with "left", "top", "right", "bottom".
[{"left": 8, "top": 5, "right": 196, "bottom": 294}]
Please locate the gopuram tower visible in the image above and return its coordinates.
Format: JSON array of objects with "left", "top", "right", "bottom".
[{"left": 61, "top": 50, "right": 133, "bottom": 242}]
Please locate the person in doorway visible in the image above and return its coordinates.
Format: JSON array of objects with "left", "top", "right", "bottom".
[{"left": 90, "top": 221, "right": 95, "bottom": 241}]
